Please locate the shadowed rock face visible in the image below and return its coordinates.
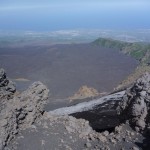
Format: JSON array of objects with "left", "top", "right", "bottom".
[
  {"left": 117, "top": 73, "right": 150, "bottom": 131},
  {"left": 0, "top": 69, "right": 49, "bottom": 149},
  {"left": 0, "top": 68, "right": 16, "bottom": 96}
]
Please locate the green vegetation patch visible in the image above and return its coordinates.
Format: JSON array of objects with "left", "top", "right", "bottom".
[
  {"left": 93, "top": 38, "right": 150, "bottom": 64},
  {"left": 130, "top": 50, "right": 146, "bottom": 60},
  {"left": 93, "top": 38, "right": 131, "bottom": 49}
]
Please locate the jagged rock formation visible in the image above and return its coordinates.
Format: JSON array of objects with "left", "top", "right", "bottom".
[
  {"left": 0, "top": 69, "right": 49, "bottom": 149},
  {"left": 0, "top": 68, "right": 16, "bottom": 111},
  {"left": 117, "top": 72, "right": 150, "bottom": 132},
  {"left": 1, "top": 68, "right": 150, "bottom": 150},
  {"left": 0, "top": 68, "right": 16, "bottom": 94}
]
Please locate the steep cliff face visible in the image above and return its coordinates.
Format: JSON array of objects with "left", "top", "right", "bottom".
[
  {"left": 117, "top": 72, "right": 150, "bottom": 132},
  {"left": 0, "top": 69, "right": 49, "bottom": 149}
]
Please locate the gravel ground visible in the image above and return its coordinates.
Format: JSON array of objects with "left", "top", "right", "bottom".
[{"left": 7, "top": 104, "right": 145, "bottom": 150}]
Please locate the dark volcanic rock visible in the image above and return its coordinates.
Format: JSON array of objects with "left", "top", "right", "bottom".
[
  {"left": 71, "top": 101, "right": 121, "bottom": 132},
  {"left": 0, "top": 68, "right": 16, "bottom": 93},
  {"left": 7, "top": 113, "right": 143, "bottom": 150},
  {"left": 117, "top": 72, "right": 150, "bottom": 131},
  {"left": 0, "top": 69, "right": 49, "bottom": 149},
  {"left": 1, "top": 68, "right": 149, "bottom": 150},
  {"left": 0, "top": 69, "right": 16, "bottom": 113}
]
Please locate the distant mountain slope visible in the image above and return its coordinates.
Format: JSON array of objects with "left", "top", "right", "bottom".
[
  {"left": 93, "top": 38, "right": 150, "bottom": 64},
  {"left": 93, "top": 38, "right": 150, "bottom": 90}
]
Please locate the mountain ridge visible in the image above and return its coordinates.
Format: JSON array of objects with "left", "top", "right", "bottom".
[{"left": 93, "top": 37, "right": 150, "bottom": 64}]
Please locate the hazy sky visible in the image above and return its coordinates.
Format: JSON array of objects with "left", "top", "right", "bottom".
[{"left": 0, "top": 0, "right": 150, "bottom": 31}]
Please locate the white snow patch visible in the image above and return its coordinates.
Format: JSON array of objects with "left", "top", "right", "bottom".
[{"left": 48, "top": 91, "right": 125, "bottom": 116}]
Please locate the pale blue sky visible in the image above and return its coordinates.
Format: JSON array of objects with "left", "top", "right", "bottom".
[{"left": 0, "top": 0, "right": 149, "bottom": 31}]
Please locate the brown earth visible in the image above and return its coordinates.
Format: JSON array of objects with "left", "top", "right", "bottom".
[
  {"left": 115, "top": 65, "right": 150, "bottom": 91},
  {"left": 68, "top": 85, "right": 101, "bottom": 102},
  {"left": 0, "top": 43, "right": 137, "bottom": 100}
]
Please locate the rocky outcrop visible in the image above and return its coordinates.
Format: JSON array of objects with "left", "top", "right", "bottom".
[
  {"left": 0, "top": 69, "right": 16, "bottom": 112},
  {"left": 0, "top": 69, "right": 49, "bottom": 149},
  {"left": 0, "top": 68, "right": 16, "bottom": 95},
  {"left": 1, "top": 68, "right": 150, "bottom": 150},
  {"left": 117, "top": 72, "right": 150, "bottom": 131}
]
